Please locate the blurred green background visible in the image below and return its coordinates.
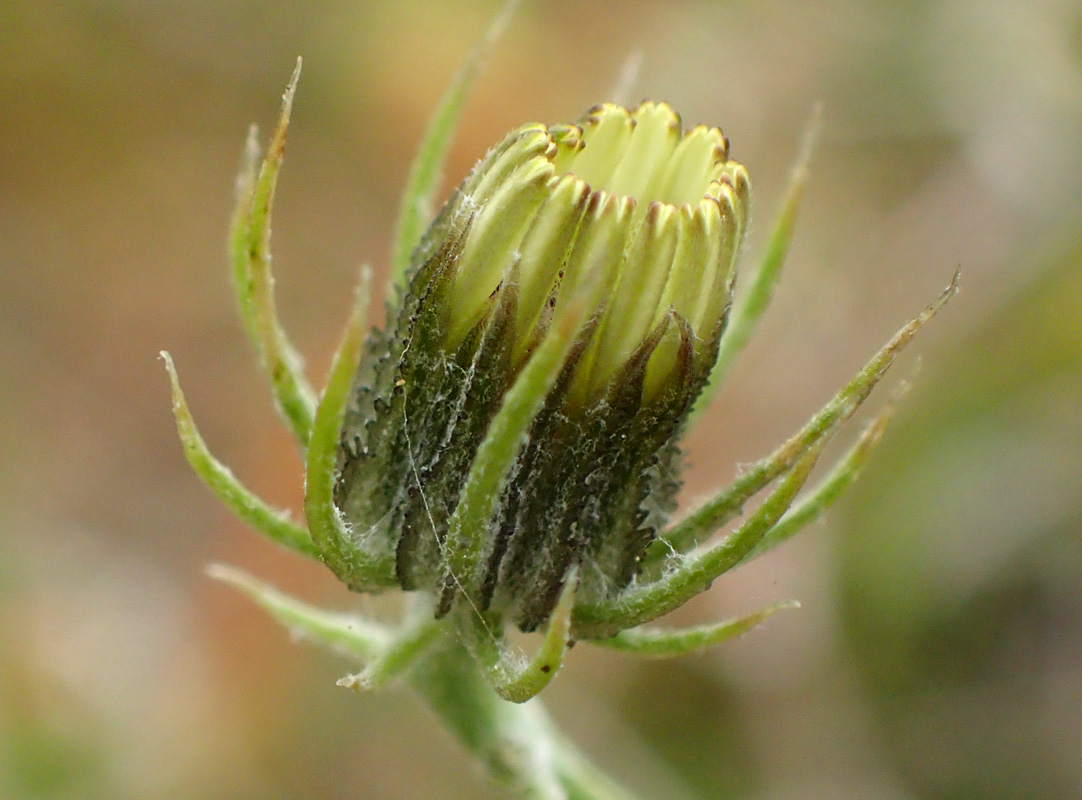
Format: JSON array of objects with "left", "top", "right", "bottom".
[{"left": 2, "top": 1, "right": 1080, "bottom": 798}]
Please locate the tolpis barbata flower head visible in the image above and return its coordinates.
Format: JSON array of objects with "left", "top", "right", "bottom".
[
  {"left": 167, "top": 49, "right": 953, "bottom": 706},
  {"left": 334, "top": 102, "right": 750, "bottom": 632}
]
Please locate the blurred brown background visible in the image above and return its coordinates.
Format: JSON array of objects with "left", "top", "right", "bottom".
[{"left": 2, "top": 1, "right": 1081, "bottom": 798}]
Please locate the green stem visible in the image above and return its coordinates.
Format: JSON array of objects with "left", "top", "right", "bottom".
[
  {"left": 410, "top": 639, "right": 642, "bottom": 800},
  {"left": 213, "top": 567, "right": 641, "bottom": 799},
  {"left": 552, "top": 742, "right": 642, "bottom": 800}
]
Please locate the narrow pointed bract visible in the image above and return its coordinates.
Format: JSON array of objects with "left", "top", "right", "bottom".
[
  {"left": 592, "top": 600, "right": 799, "bottom": 659},
  {"left": 163, "top": 352, "right": 318, "bottom": 559}
]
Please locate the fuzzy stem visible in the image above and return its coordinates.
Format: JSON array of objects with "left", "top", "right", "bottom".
[
  {"left": 213, "top": 567, "right": 641, "bottom": 799},
  {"left": 410, "top": 639, "right": 642, "bottom": 800}
]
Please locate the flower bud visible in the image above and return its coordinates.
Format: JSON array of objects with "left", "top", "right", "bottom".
[{"left": 335, "top": 102, "right": 749, "bottom": 631}]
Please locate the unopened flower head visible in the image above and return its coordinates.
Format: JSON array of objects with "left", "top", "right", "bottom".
[
  {"left": 169, "top": 53, "right": 951, "bottom": 708},
  {"left": 334, "top": 102, "right": 750, "bottom": 631}
]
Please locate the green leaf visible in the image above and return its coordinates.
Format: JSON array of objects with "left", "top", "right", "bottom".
[
  {"left": 207, "top": 564, "right": 388, "bottom": 661},
  {"left": 228, "top": 125, "right": 262, "bottom": 344},
  {"left": 648, "top": 271, "right": 958, "bottom": 565},
  {"left": 162, "top": 351, "right": 318, "bottom": 558},
  {"left": 741, "top": 379, "right": 908, "bottom": 563},
  {"left": 303, "top": 268, "right": 398, "bottom": 589},
  {"left": 339, "top": 595, "right": 445, "bottom": 690},
  {"left": 244, "top": 58, "right": 318, "bottom": 445},
  {"left": 574, "top": 446, "right": 822, "bottom": 638},
  {"left": 591, "top": 600, "right": 799, "bottom": 657},
  {"left": 390, "top": 0, "right": 524, "bottom": 292},
  {"left": 461, "top": 568, "right": 578, "bottom": 703}
]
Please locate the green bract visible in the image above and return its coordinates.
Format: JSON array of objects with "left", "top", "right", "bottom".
[{"left": 164, "top": 50, "right": 955, "bottom": 706}]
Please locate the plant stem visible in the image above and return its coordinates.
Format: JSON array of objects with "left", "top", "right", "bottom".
[{"left": 410, "top": 639, "right": 642, "bottom": 800}]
